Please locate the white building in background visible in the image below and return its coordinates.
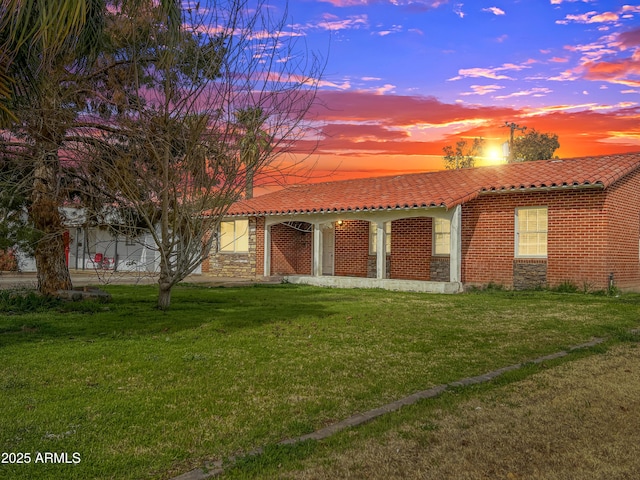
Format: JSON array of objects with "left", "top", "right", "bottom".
[
  {"left": 14, "top": 207, "right": 200, "bottom": 275},
  {"left": 63, "top": 207, "right": 161, "bottom": 273}
]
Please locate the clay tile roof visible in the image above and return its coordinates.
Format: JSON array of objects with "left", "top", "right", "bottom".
[{"left": 228, "top": 152, "right": 640, "bottom": 216}]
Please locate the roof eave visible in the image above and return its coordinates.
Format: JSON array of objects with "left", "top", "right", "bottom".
[{"left": 478, "top": 182, "right": 605, "bottom": 195}]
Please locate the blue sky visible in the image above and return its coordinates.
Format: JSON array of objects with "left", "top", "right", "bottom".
[{"left": 264, "top": 0, "right": 640, "bottom": 180}]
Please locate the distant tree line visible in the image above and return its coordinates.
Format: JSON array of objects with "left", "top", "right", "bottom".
[{"left": 442, "top": 126, "right": 560, "bottom": 169}]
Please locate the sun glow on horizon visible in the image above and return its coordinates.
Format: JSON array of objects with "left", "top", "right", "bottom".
[{"left": 484, "top": 146, "right": 505, "bottom": 165}]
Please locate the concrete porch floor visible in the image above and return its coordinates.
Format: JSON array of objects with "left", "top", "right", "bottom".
[{"left": 284, "top": 275, "right": 463, "bottom": 294}]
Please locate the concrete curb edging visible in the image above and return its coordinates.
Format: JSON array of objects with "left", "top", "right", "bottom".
[{"left": 172, "top": 337, "right": 606, "bottom": 480}]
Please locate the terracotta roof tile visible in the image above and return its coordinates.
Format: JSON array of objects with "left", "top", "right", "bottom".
[{"left": 228, "top": 152, "right": 640, "bottom": 216}]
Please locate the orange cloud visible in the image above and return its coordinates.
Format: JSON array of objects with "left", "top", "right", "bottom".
[{"left": 293, "top": 91, "right": 640, "bottom": 179}]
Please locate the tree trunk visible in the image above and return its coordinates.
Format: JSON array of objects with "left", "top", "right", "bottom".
[
  {"left": 246, "top": 166, "right": 254, "bottom": 199},
  {"left": 30, "top": 151, "right": 72, "bottom": 295},
  {"left": 157, "top": 269, "right": 172, "bottom": 310},
  {"left": 33, "top": 223, "right": 72, "bottom": 295}
]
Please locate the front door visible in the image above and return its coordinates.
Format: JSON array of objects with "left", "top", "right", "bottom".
[{"left": 322, "top": 227, "right": 335, "bottom": 275}]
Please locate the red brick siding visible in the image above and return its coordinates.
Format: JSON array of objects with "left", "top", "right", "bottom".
[
  {"left": 270, "top": 222, "right": 312, "bottom": 275},
  {"left": 462, "top": 190, "right": 612, "bottom": 289},
  {"left": 335, "top": 220, "right": 369, "bottom": 277},
  {"left": 547, "top": 191, "right": 607, "bottom": 289},
  {"left": 390, "top": 217, "right": 432, "bottom": 280},
  {"left": 243, "top": 173, "right": 640, "bottom": 291},
  {"left": 605, "top": 169, "right": 640, "bottom": 290}
]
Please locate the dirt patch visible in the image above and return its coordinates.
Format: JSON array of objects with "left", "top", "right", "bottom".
[{"left": 285, "top": 343, "right": 640, "bottom": 480}]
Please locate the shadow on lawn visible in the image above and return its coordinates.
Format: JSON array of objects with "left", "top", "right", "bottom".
[{"left": 0, "top": 284, "right": 336, "bottom": 347}]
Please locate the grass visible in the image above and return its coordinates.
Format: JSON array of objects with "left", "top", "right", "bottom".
[
  {"left": 267, "top": 341, "right": 640, "bottom": 480},
  {"left": 0, "top": 284, "right": 639, "bottom": 479}
]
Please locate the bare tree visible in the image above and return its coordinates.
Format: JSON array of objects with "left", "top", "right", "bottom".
[{"left": 77, "top": 0, "right": 323, "bottom": 309}]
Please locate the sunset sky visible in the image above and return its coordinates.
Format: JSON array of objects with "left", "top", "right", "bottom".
[{"left": 263, "top": 0, "right": 640, "bottom": 184}]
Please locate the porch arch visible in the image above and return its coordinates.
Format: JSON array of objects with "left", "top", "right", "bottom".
[{"left": 263, "top": 205, "right": 461, "bottom": 284}]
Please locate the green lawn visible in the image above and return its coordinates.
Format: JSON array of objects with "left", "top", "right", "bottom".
[{"left": 1, "top": 284, "right": 638, "bottom": 479}]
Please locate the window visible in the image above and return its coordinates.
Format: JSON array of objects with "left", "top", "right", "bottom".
[
  {"left": 433, "top": 218, "right": 451, "bottom": 255},
  {"left": 219, "top": 219, "right": 249, "bottom": 253},
  {"left": 515, "top": 207, "right": 547, "bottom": 257},
  {"left": 369, "top": 222, "right": 391, "bottom": 254}
]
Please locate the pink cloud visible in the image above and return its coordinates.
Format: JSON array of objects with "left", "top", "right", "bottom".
[
  {"left": 618, "top": 27, "right": 640, "bottom": 48},
  {"left": 449, "top": 62, "right": 532, "bottom": 81},
  {"left": 482, "top": 7, "right": 505, "bottom": 16},
  {"left": 318, "top": 0, "right": 449, "bottom": 7},
  {"left": 582, "top": 50, "right": 640, "bottom": 87},
  {"left": 459, "top": 85, "right": 505, "bottom": 96},
  {"left": 309, "top": 91, "right": 518, "bottom": 127},
  {"left": 556, "top": 10, "right": 619, "bottom": 25},
  {"left": 313, "top": 13, "right": 369, "bottom": 31}
]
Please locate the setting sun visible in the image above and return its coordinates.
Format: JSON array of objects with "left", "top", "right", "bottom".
[{"left": 484, "top": 146, "right": 504, "bottom": 165}]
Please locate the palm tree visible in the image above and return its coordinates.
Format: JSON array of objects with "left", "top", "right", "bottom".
[
  {"left": 0, "top": 0, "right": 94, "bottom": 123},
  {"left": 1, "top": 0, "right": 180, "bottom": 123},
  {"left": 235, "top": 107, "right": 271, "bottom": 199},
  {"left": 0, "top": 0, "right": 180, "bottom": 294}
]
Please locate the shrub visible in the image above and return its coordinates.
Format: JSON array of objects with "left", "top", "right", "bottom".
[
  {"left": 551, "top": 281, "right": 579, "bottom": 293},
  {"left": 0, "top": 290, "right": 62, "bottom": 313}
]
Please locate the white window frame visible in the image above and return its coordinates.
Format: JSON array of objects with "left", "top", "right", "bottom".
[
  {"left": 515, "top": 207, "right": 548, "bottom": 258},
  {"left": 219, "top": 219, "right": 249, "bottom": 253},
  {"left": 369, "top": 222, "right": 391, "bottom": 255},
  {"left": 432, "top": 217, "right": 451, "bottom": 256}
]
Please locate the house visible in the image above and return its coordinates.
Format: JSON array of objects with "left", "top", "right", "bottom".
[{"left": 207, "top": 152, "right": 640, "bottom": 292}]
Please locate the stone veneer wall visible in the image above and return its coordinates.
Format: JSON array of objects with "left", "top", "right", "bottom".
[
  {"left": 207, "top": 218, "right": 257, "bottom": 278},
  {"left": 430, "top": 256, "right": 450, "bottom": 282},
  {"left": 513, "top": 259, "right": 547, "bottom": 290},
  {"left": 366, "top": 255, "right": 391, "bottom": 278}
]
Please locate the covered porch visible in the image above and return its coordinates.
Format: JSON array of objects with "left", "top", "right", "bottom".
[{"left": 263, "top": 205, "right": 463, "bottom": 294}]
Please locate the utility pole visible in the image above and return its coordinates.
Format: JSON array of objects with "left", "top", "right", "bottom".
[{"left": 504, "top": 121, "right": 527, "bottom": 163}]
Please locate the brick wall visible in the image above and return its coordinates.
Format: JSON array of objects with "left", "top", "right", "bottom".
[
  {"left": 462, "top": 189, "right": 614, "bottom": 289},
  {"left": 390, "top": 217, "right": 433, "bottom": 280},
  {"left": 270, "top": 222, "right": 312, "bottom": 275},
  {"left": 604, "top": 169, "right": 640, "bottom": 290},
  {"left": 335, "top": 220, "right": 369, "bottom": 277}
]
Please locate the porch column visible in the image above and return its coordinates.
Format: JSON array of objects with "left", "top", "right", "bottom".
[
  {"left": 376, "top": 221, "right": 386, "bottom": 279},
  {"left": 449, "top": 205, "right": 462, "bottom": 283},
  {"left": 263, "top": 224, "right": 271, "bottom": 277},
  {"left": 313, "top": 223, "right": 323, "bottom": 276}
]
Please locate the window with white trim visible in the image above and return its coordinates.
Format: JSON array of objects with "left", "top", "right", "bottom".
[
  {"left": 369, "top": 222, "right": 391, "bottom": 254},
  {"left": 515, "top": 207, "right": 547, "bottom": 257},
  {"left": 433, "top": 218, "right": 451, "bottom": 255},
  {"left": 219, "top": 219, "right": 249, "bottom": 253}
]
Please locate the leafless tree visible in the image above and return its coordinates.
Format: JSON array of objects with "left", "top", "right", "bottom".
[{"left": 74, "top": 0, "right": 323, "bottom": 309}]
